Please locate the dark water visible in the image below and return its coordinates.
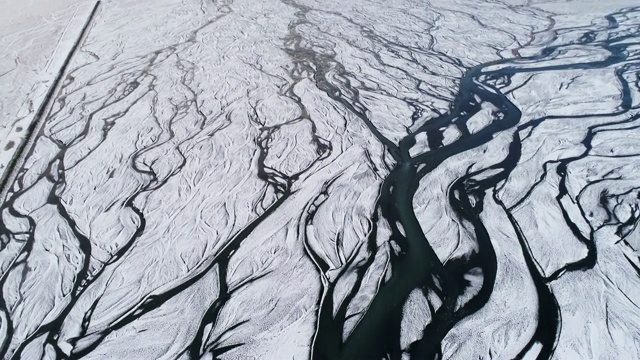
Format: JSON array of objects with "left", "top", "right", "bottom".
[
  {"left": 1, "top": 3, "right": 639, "bottom": 360},
  {"left": 292, "top": 6, "right": 640, "bottom": 360}
]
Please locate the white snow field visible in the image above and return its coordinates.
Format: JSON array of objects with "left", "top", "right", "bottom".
[
  {"left": 0, "top": 0, "right": 94, "bottom": 187},
  {"left": 0, "top": 1, "right": 639, "bottom": 359}
]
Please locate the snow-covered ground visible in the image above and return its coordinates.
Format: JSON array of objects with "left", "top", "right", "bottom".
[
  {"left": 0, "top": 1, "right": 639, "bottom": 359},
  {"left": 0, "top": 0, "right": 94, "bottom": 187}
]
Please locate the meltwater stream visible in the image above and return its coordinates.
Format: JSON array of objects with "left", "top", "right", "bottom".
[
  {"left": 0, "top": 1, "right": 639, "bottom": 360},
  {"left": 305, "top": 6, "right": 640, "bottom": 360}
]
